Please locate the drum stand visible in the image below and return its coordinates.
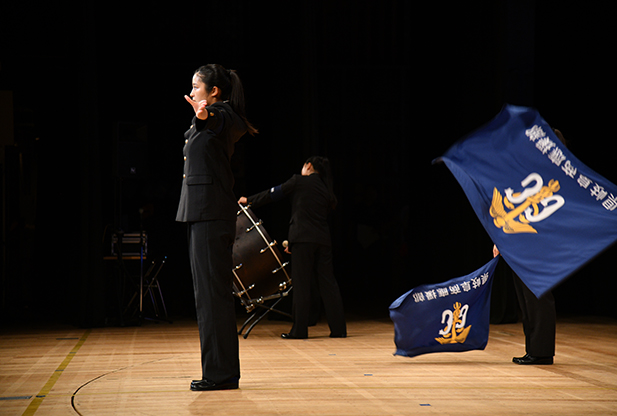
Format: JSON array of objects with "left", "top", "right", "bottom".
[{"left": 236, "top": 284, "right": 293, "bottom": 339}]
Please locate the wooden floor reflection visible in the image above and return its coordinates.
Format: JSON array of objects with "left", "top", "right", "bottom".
[{"left": 1, "top": 315, "right": 616, "bottom": 415}]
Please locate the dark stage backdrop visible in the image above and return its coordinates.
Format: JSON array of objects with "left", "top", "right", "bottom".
[{"left": 0, "top": 1, "right": 614, "bottom": 326}]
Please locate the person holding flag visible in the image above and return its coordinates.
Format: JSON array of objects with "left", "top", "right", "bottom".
[
  {"left": 491, "top": 128, "right": 565, "bottom": 366},
  {"left": 394, "top": 105, "right": 617, "bottom": 361},
  {"left": 436, "top": 104, "right": 611, "bottom": 365},
  {"left": 493, "top": 244, "right": 555, "bottom": 365}
]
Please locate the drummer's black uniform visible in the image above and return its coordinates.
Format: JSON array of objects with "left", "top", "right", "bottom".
[
  {"left": 176, "top": 101, "right": 247, "bottom": 384},
  {"left": 247, "top": 173, "right": 346, "bottom": 338}
]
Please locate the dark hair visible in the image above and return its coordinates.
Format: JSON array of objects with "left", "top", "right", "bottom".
[
  {"left": 194, "top": 64, "right": 258, "bottom": 136},
  {"left": 553, "top": 128, "right": 568, "bottom": 148},
  {"left": 306, "top": 156, "right": 337, "bottom": 210}
]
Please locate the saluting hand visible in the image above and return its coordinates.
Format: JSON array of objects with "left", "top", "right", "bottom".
[{"left": 184, "top": 95, "right": 209, "bottom": 120}]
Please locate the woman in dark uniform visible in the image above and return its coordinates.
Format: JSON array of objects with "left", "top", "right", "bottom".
[
  {"left": 239, "top": 156, "right": 347, "bottom": 339},
  {"left": 177, "top": 64, "right": 257, "bottom": 391}
]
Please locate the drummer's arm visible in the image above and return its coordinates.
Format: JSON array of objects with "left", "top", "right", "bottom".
[
  {"left": 242, "top": 176, "right": 296, "bottom": 208},
  {"left": 243, "top": 186, "right": 278, "bottom": 209}
]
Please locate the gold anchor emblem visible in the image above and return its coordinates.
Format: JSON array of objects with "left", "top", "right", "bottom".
[
  {"left": 490, "top": 173, "right": 562, "bottom": 234},
  {"left": 435, "top": 302, "right": 471, "bottom": 345}
]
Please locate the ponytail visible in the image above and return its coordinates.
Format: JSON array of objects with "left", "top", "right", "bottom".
[{"left": 228, "top": 70, "right": 259, "bottom": 136}]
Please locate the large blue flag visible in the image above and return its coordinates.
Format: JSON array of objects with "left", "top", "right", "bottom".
[
  {"left": 435, "top": 104, "right": 617, "bottom": 298},
  {"left": 389, "top": 257, "right": 499, "bottom": 358}
]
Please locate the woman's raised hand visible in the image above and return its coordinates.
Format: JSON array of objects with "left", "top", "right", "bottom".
[{"left": 184, "top": 95, "right": 209, "bottom": 120}]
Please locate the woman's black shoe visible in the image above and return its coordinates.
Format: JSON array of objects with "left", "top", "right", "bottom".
[
  {"left": 190, "top": 377, "right": 239, "bottom": 391},
  {"left": 512, "top": 354, "right": 553, "bottom": 365}
]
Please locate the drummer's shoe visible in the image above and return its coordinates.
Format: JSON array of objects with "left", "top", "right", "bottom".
[
  {"left": 329, "top": 333, "right": 347, "bottom": 338},
  {"left": 512, "top": 354, "right": 553, "bottom": 365},
  {"left": 281, "top": 332, "right": 307, "bottom": 339},
  {"left": 190, "top": 377, "right": 239, "bottom": 391}
]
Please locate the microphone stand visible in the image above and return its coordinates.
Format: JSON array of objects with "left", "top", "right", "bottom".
[
  {"left": 138, "top": 208, "right": 145, "bottom": 323},
  {"left": 115, "top": 228, "right": 125, "bottom": 326}
]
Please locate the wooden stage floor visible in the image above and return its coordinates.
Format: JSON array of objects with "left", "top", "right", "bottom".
[{"left": 1, "top": 315, "right": 616, "bottom": 415}]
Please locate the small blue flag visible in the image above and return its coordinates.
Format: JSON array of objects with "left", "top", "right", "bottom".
[
  {"left": 389, "top": 257, "right": 499, "bottom": 358},
  {"left": 434, "top": 104, "right": 617, "bottom": 298}
]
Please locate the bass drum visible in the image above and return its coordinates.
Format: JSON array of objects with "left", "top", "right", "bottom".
[{"left": 232, "top": 204, "right": 291, "bottom": 311}]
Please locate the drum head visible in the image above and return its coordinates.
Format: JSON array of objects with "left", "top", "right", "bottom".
[{"left": 233, "top": 206, "right": 290, "bottom": 305}]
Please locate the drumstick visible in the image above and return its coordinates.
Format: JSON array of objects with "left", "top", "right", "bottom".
[{"left": 282, "top": 240, "right": 289, "bottom": 248}]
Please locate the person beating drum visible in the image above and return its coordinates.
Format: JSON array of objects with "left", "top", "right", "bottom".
[{"left": 238, "top": 156, "right": 347, "bottom": 339}]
